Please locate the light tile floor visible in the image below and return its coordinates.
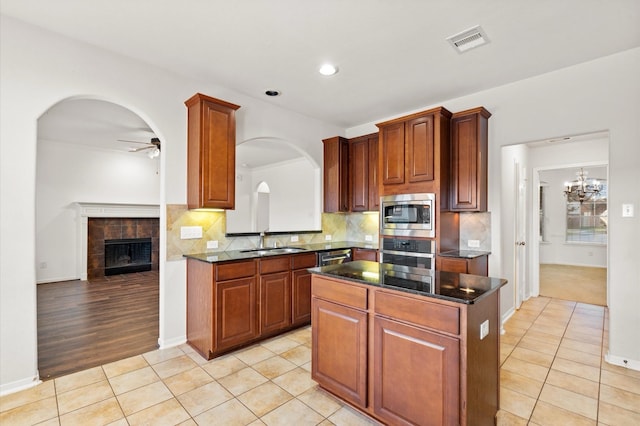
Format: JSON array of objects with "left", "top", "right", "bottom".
[{"left": 2, "top": 297, "right": 639, "bottom": 425}]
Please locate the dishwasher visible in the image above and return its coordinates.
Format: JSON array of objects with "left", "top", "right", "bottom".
[{"left": 317, "top": 248, "right": 352, "bottom": 266}]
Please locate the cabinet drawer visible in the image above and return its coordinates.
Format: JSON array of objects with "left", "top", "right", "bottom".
[
  {"left": 312, "top": 276, "right": 367, "bottom": 310},
  {"left": 439, "top": 257, "right": 468, "bottom": 274},
  {"left": 374, "top": 290, "right": 459, "bottom": 335},
  {"left": 216, "top": 260, "right": 256, "bottom": 281},
  {"left": 291, "top": 252, "right": 317, "bottom": 269},
  {"left": 259, "top": 256, "right": 290, "bottom": 274}
]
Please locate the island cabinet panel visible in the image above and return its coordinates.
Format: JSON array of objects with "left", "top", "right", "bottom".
[
  {"left": 450, "top": 107, "right": 491, "bottom": 212},
  {"left": 186, "top": 259, "right": 215, "bottom": 359},
  {"left": 323, "top": 136, "right": 350, "bottom": 212},
  {"left": 372, "top": 317, "right": 460, "bottom": 426},
  {"left": 312, "top": 297, "right": 368, "bottom": 409},
  {"left": 185, "top": 93, "right": 240, "bottom": 210},
  {"left": 216, "top": 276, "right": 258, "bottom": 352}
]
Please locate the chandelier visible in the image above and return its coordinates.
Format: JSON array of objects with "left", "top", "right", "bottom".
[{"left": 564, "top": 168, "right": 601, "bottom": 203}]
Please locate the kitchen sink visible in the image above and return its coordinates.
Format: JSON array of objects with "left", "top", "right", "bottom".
[{"left": 240, "top": 247, "right": 307, "bottom": 255}]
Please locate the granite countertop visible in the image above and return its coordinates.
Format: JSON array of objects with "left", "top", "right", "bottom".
[
  {"left": 438, "top": 250, "right": 491, "bottom": 259},
  {"left": 309, "top": 260, "right": 507, "bottom": 304},
  {"left": 183, "top": 241, "right": 378, "bottom": 264}
]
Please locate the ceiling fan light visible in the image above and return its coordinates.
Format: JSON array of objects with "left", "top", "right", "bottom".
[{"left": 148, "top": 148, "right": 160, "bottom": 159}]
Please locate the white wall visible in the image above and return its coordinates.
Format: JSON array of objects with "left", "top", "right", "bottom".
[
  {"left": 36, "top": 139, "right": 160, "bottom": 283},
  {"left": 348, "top": 49, "right": 640, "bottom": 370},
  {"left": 538, "top": 167, "right": 607, "bottom": 267},
  {"left": 0, "top": 15, "right": 342, "bottom": 394}
]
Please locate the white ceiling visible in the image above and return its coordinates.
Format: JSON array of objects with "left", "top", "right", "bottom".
[
  {"left": 3, "top": 0, "right": 639, "bottom": 129},
  {"left": 5, "top": 0, "right": 640, "bottom": 167}
]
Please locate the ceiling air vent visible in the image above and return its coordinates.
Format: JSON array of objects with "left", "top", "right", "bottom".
[{"left": 447, "top": 25, "right": 489, "bottom": 53}]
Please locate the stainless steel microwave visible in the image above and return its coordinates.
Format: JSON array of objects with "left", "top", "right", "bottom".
[{"left": 380, "top": 193, "right": 435, "bottom": 238}]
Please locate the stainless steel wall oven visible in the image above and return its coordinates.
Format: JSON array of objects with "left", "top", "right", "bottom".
[{"left": 379, "top": 237, "right": 435, "bottom": 270}]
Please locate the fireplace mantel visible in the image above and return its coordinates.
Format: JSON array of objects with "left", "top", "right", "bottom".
[{"left": 76, "top": 203, "right": 160, "bottom": 280}]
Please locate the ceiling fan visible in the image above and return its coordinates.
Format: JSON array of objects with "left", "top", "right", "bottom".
[{"left": 117, "top": 137, "right": 161, "bottom": 158}]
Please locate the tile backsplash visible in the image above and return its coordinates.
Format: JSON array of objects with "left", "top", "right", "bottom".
[{"left": 166, "top": 205, "right": 490, "bottom": 260}]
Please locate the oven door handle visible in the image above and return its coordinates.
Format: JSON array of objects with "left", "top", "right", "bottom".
[
  {"left": 321, "top": 255, "right": 349, "bottom": 262},
  {"left": 380, "top": 250, "right": 435, "bottom": 258}
]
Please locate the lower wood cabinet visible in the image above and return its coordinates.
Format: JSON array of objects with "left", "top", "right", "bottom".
[
  {"left": 311, "top": 299, "right": 368, "bottom": 408},
  {"left": 372, "top": 316, "right": 459, "bottom": 426},
  {"left": 437, "top": 255, "right": 488, "bottom": 276},
  {"left": 187, "top": 252, "right": 317, "bottom": 360},
  {"left": 352, "top": 248, "right": 378, "bottom": 262},
  {"left": 216, "top": 276, "right": 258, "bottom": 351},
  {"left": 311, "top": 274, "right": 500, "bottom": 426}
]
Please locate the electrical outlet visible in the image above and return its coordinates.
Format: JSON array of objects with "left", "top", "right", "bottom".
[
  {"left": 468, "top": 240, "right": 480, "bottom": 248},
  {"left": 480, "top": 320, "right": 489, "bottom": 340},
  {"left": 622, "top": 204, "right": 634, "bottom": 217},
  {"left": 180, "top": 226, "right": 202, "bottom": 239},
  {"left": 365, "top": 235, "right": 373, "bottom": 242},
  {"left": 325, "top": 234, "right": 332, "bottom": 241},
  {"left": 291, "top": 235, "right": 299, "bottom": 242},
  {"left": 206, "top": 240, "right": 218, "bottom": 250}
]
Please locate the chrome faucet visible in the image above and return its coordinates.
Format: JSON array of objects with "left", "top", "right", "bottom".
[{"left": 259, "top": 231, "right": 266, "bottom": 249}]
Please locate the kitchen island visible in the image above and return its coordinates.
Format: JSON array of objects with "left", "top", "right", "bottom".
[{"left": 309, "top": 261, "right": 507, "bottom": 426}]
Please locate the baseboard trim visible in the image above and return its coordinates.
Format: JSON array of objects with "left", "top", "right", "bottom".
[
  {"left": 0, "top": 374, "right": 41, "bottom": 397},
  {"left": 36, "top": 275, "right": 78, "bottom": 284},
  {"left": 501, "top": 306, "right": 516, "bottom": 334},
  {"left": 158, "top": 335, "right": 186, "bottom": 349},
  {"left": 605, "top": 352, "right": 640, "bottom": 372}
]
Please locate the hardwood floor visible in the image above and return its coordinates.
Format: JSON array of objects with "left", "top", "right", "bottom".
[
  {"left": 37, "top": 271, "right": 159, "bottom": 380},
  {"left": 539, "top": 264, "right": 607, "bottom": 306}
]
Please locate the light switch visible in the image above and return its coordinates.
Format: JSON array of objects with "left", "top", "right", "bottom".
[
  {"left": 480, "top": 320, "right": 489, "bottom": 340},
  {"left": 622, "top": 204, "right": 634, "bottom": 217},
  {"left": 468, "top": 240, "right": 480, "bottom": 248}
]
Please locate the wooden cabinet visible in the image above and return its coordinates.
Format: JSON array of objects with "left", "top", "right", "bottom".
[
  {"left": 322, "top": 136, "right": 349, "bottom": 212},
  {"left": 187, "top": 252, "right": 315, "bottom": 360},
  {"left": 450, "top": 107, "right": 491, "bottom": 212},
  {"left": 291, "top": 252, "right": 317, "bottom": 326},
  {"left": 352, "top": 248, "right": 378, "bottom": 262},
  {"left": 372, "top": 316, "right": 460, "bottom": 426},
  {"left": 312, "top": 277, "right": 368, "bottom": 408},
  {"left": 259, "top": 257, "right": 291, "bottom": 335},
  {"left": 376, "top": 107, "right": 451, "bottom": 197},
  {"left": 185, "top": 93, "right": 241, "bottom": 210},
  {"left": 311, "top": 273, "right": 500, "bottom": 426},
  {"left": 349, "top": 133, "right": 379, "bottom": 212},
  {"left": 437, "top": 255, "right": 488, "bottom": 276}
]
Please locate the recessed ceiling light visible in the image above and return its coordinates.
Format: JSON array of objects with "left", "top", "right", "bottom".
[
  {"left": 319, "top": 64, "right": 338, "bottom": 76},
  {"left": 265, "top": 89, "right": 281, "bottom": 97}
]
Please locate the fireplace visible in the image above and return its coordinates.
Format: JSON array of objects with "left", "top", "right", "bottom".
[{"left": 105, "top": 238, "right": 152, "bottom": 275}]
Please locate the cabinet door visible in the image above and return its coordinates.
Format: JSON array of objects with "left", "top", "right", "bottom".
[
  {"left": 379, "top": 122, "right": 406, "bottom": 186},
  {"left": 406, "top": 114, "right": 434, "bottom": 183},
  {"left": 350, "top": 137, "right": 369, "bottom": 212},
  {"left": 185, "top": 93, "right": 240, "bottom": 209},
  {"left": 450, "top": 108, "right": 489, "bottom": 212},
  {"left": 323, "top": 137, "right": 349, "bottom": 212},
  {"left": 312, "top": 298, "right": 368, "bottom": 408},
  {"left": 368, "top": 135, "right": 380, "bottom": 210},
  {"left": 259, "top": 272, "right": 291, "bottom": 335},
  {"left": 438, "top": 257, "right": 469, "bottom": 274},
  {"left": 372, "top": 316, "right": 460, "bottom": 426},
  {"left": 216, "top": 276, "right": 257, "bottom": 351},
  {"left": 291, "top": 269, "right": 312, "bottom": 326}
]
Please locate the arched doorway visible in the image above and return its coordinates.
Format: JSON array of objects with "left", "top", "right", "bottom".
[{"left": 36, "top": 98, "right": 162, "bottom": 379}]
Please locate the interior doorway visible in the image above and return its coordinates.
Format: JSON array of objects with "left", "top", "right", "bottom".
[
  {"left": 35, "top": 98, "right": 162, "bottom": 379},
  {"left": 501, "top": 131, "right": 609, "bottom": 309}
]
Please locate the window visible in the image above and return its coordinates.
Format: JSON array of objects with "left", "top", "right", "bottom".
[{"left": 566, "top": 181, "right": 607, "bottom": 243}]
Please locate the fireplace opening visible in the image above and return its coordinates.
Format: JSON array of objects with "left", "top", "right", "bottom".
[{"left": 104, "top": 238, "right": 152, "bottom": 276}]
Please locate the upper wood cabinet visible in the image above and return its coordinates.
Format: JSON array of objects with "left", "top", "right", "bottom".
[
  {"left": 450, "top": 107, "right": 491, "bottom": 212},
  {"left": 185, "top": 93, "right": 241, "bottom": 210},
  {"left": 322, "top": 136, "right": 349, "bottom": 213},
  {"left": 349, "top": 133, "right": 379, "bottom": 212},
  {"left": 376, "top": 107, "right": 451, "bottom": 197}
]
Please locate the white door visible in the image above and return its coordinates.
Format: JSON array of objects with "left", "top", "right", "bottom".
[{"left": 514, "top": 162, "right": 527, "bottom": 308}]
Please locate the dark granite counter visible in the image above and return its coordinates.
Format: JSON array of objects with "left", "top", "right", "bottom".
[
  {"left": 184, "top": 241, "right": 378, "bottom": 264},
  {"left": 309, "top": 260, "right": 506, "bottom": 304},
  {"left": 438, "top": 250, "right": 491, "bottom": 259}
]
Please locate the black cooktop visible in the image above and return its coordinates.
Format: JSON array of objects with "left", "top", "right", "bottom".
[{"left": 308, "top": 261, "right": 507, "bottom": 304}]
